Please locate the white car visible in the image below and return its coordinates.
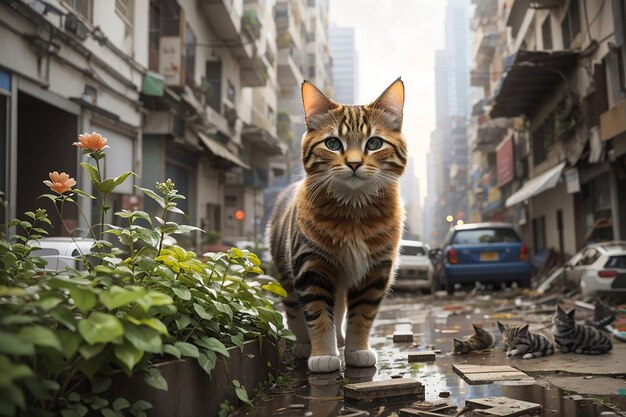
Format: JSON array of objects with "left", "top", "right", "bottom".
[
  {"left": 564, "top": 241, "right": 626, "bottom": 298},
  {"left": 394, "top": 239, "right": 434, "bottom": 293},
  {"left": 28, "top": 237, "right": 96, "bottom": 271}
]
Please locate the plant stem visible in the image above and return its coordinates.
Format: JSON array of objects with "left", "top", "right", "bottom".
[
  {"left": 53, "top": 197, "right": 91, "bottom": 271},
  {"left": 183, "top": 318, "right": 202, "bottom": 342},
  {"left": 95, "top": 158, "right": 105, "bottom": 238}
]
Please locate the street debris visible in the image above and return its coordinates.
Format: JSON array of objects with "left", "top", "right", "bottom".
[
  {"left": 343, "top": 378, "right": 425, "bottom": 406},
  {"left": 438, "top": 391, "right": 451, "bottom": 398},
  {"left": 465, "top": 396, "right": 541, "bottom": 416},
  {"left": 408, "top": 351, "right": 436, "bottom": 363},
  {"left": 452, "top": 364, "right": 533, "bottom": 385},
  {"left": 394, "top": 332, "right": 415, "bottom": 342}
]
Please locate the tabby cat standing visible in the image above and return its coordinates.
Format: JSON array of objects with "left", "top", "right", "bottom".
[{"left": 268, "top": 79, "right": 407, "bottom": 373}]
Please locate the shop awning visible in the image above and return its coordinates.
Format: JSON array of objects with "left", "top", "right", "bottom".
[
  {"left": 505, "top": 161, "right": 566, "bottom": 207},
  {"left": 198, "top": 132, "right": 250, "bottom": 169},
  {"left": 490, "top": 50, "right": 579, "bottom": 119}
]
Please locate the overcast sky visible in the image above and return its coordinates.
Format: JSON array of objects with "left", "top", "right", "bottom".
[{"left": 329, "top": 0, "right": 448, "bottom": 204}]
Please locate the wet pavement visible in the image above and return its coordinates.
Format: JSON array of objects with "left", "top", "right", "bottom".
[{"left": 233, "top": 290, "right": 626, "bottom": 416}]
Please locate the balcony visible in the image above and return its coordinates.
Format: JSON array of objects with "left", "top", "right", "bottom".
[
  {"left": 240, "top": 54, "right": 269, "bottom": 87},
  {"left": 472, "top": 0, "right": 498, "bottom": 20},
  {"left": 506, "top": 0, "right": 530, "bottom": 39},
  {"left": 199, "top": 0, "right": 253, "bottom": 59},
  {"left": 275, "top": 1, "right": 302, "bottom": 49},
  {"left": 277, "top": 48, "right": 303, "bottom": 88}
]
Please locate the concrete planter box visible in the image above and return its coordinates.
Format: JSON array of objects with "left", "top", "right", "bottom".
[{"left": 107, "top": 338, "right": 280, "bottom": 416}]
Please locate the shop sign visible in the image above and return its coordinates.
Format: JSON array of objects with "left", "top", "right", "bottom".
[
  {"left": 159, "top": 37, "right": 183, "bottom": 86},
  {"left": 497, "top": 136, "right": 514, "bottom": 187}
]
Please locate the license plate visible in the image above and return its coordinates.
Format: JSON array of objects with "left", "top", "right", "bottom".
[
  {"left": 611, "top": 273, "right": 626, "bottom": 289},
  {"left": 480, "top": 251, "right": 499, "bottom": 261}
]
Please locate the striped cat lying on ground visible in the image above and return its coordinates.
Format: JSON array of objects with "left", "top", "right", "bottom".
[
  {"left": 553, "top": 305, "right": 612, "bottom": 355},
  {"left": 268, "top": 79, "right": 407, "bottom": 373},
  {"left": 498, "top": 322, "right": 555, "bottom": 359},
  {"left": 452, "top": 323, "right": 495, "bottom": 354}
]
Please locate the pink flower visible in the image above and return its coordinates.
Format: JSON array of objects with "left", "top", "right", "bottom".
[
  {"left": 43, "top": 171, "right": 76, "bottom": 194},
  {"left": 73, "top": 132, "right": 109, "bottom": 152}
]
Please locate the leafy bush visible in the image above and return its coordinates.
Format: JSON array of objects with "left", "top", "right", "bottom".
[{"left": 0, "top": 133, "right": 292, "bottom": 416}]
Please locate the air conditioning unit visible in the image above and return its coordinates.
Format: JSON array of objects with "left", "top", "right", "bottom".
[
  {"left": 64, "top": 13, "right": 89, "bottom": 40},
  {"left": 144, "top": 111, "right": 186, "bottom": 138}
]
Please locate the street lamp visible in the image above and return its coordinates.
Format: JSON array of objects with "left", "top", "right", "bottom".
[
  {"left": 456, "top": 219, "right": 464, "bottom": 225},
  {"left": 446, "top": 215, "right": 454, "bottom": 223}
]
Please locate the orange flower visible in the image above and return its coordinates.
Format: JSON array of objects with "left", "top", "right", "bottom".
[
  {"left": 43, "top": 171, "right": 76, "bottom": 194},
  {"left": 73, "top": 132, "right": 109, "bottom": 152}
]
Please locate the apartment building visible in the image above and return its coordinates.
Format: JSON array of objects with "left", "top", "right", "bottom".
[
  {"left": 469, "top": 0, "right": 626, "bottom": 257},
  {"left": 0, "top": 0, "right": 290, "bottom": 249}
]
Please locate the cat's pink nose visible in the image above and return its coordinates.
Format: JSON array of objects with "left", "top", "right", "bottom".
[{"left": 347, "top": 162, "right": 362, "bottom": 171}]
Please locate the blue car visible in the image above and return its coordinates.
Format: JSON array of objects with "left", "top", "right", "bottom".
[{"left": 431, "top": 223, "right": 532, "bottom": 295}]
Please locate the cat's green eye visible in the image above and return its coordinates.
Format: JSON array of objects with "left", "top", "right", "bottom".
[
  {"left": 325, "top": 137, "right": 343, "bottom": 151},
  {"left": 366, "top": 137, "right": 384, "bottom": 151}
]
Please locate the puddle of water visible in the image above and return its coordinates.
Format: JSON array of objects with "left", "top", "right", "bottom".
[{"left": 233, "top": 293, "right": 626, "bottom": 417}]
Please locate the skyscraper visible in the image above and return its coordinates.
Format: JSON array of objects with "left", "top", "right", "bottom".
[{"left": 329, "top": 24, "right": 359, "bottom": 104}]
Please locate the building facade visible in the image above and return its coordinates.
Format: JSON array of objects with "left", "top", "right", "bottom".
[
  {"left": 469, "top": 0, "right": 626, "bottom": 259},
  {"left": 0, "top": 0, "right": 293, "bottom": 250},
  {"left": 329, "top": 23, "right": 359, "bottom": 105}
]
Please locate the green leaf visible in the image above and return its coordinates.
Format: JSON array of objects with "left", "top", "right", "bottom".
[
  {"left": 50, "top": 306, "right": 77, "bottom": 331},
  {"left": 193, "top": 303, "right": 213, "bottom": 320},
  {"left": 61, "top": 404, "right": 89, "bottom": 417},
  {"left": 174, "top": 342, "right": 199, "bottom": 358},
  {"left": 0, "top": 315, "right": 38, "bottom": 325},
  {"left": 171, "top": 286, "right": 191, "bottom": 301},
  {"left": 196, "top": 337, "right": 229, "bottom": 358},
  {"left": 80, "top": 162, "right": 102, "bottom": 183},
  {"left": 18, "top": 326, "right": 62, "bottom": 351},
  {"left": 174, "top": 316, "right": 193, "bottom": 331},
  {"left": 76, "top": 355, "right": 103, "bottom": 380},
  {"left": 162, "top": 344, "right": 180, "bottom": 359},
  {"left": 262, "top": 282, "right": 288, "bottom": 297},
  {"left": 101, "top": 408, "right": 122, "bottom": 417},
  {"left": 0, "top": 384, "right": 24, "bottom": 411},
  {"left": 0, "top": 356, "right": 33, "bottom": 387},
  {"left": 78, "top": 312, "right": 124, "bottom": 345},
  {"left": 138, "top": 318, "right": 168, "bottom": 335},
  {"left": 143, "top": 368, "right": 167, "bottom": 391},
  {"left": 136, "top": 291, "right": 173, "bottom": 312},
  {"left": 100, "top": 286, "right": 146, "bottom": 309},
  {"left": 57, "top": 330, "right": 82, "bottom": 359},
  {"left": 130, "top": 400, "right": 153, "bottom": 413},
  {"left": 34, "top": 296, "right": 64, "bottom": 311},
  {"left": 73, "top": 188, "right": 97, "bottom": 200},
  {"left": 96, "top": 172, "right": 136, "bottom": 194},
  {"left": 79, "top": 343, "right": 105, "bottom": 360},
  {"left": 123, "top": 323, "right": 162, "bottom": 353},
  {"left": 197, "top": 351, "right": 216, "bottom": 375},
  {"left": 230, "top": 333, "right": 244, "bottom": 351},
  {"left": 233, "top": 380, "right": 252, "bottom": 406},
  {"left": 0, "top": 331, "right": 34, "bottom": 355},
  {"left": 136, "top": 187, "right": 165, "bottom": 209},
  {"left": 114, "top": 342, "right": 144, "bottom": 375},
  {"left": 91, "top": 377, "right": 112, "bottom": 394},
  {"left": 113, "top": 398, "right": 130, "bottom": 411},
  {"left": 70, "top": 286, "right": 97, "bottom": 313}
]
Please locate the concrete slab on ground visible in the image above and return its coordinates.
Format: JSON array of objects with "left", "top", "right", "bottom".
[
  {"left": 511, "top": 343, "right": 626, "bottom": 376},
  {"left": 546, "top": 376, "right": 626, "bottom": 396}
]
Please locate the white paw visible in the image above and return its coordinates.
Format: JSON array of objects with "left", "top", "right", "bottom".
[
  {"left": 308, "top": 355, "right": 341, "bottom": 373},
  {"left": 345, "top": 349, "right": 377, "bottom": 368},
  {"left": 293, "top": 342, "right": 311, "bottom": 358},
  {"left": 522, "top": 353, "right": 534, "bottom": 359},
  {"left": 510, "top": 349, "right": 520, "bottom": 356}
]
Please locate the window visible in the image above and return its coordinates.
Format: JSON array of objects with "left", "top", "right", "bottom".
[
  {"left": 205, "top": 61, "right": 222, "bottom": 112},
  {"left": 227, "top": 80, "right": 236, "bottom": 104},
  {"left": 452, "top": 228, "right": 521, "bottom": 244},
  {"left": 65, "top": 0, "right": 92, "bottom": 21},
  {"left": 184, "top": 24, "right": 196, "bottom": 87},
  {"left": 561, "top": 0, "right": 580, "bottom": 48},
  {"left": 115, "top": 0, "right": 134, "bottom": 30},
  {"left": 542, "top": 17, "right": 552, "bottom": 50},
  {"left": 605, "top": 256, "right": 626, "bottom": 269},
  {"left": 401, "top": 245, "right": 427, "bottom": 256},
  {"left": 532, "top": 113, "right": 555, "bottom": 166},
  {"left": 575, "top": 248, "right": 601, "bottom": 266}
]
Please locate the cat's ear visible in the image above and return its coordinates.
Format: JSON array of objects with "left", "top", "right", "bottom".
[
  {"left": 567, "top": 308, "right": 576, "bottom": 319},
  {"left": 369, "top": 78, "right": 404, "bottom": 130},
  {"left": 556, "top": 304, "right": 565, "bottom": 314},
  {"left": 472, "top": 323, "right": 484, "bottom": 334},
  {"left": 301, "top": 81, "right": 338, "bottom": 130},
  {"left": 520, "top": 324, "right": 529, "bottom": 334},
  {"left": 497, "top": 321, "right": 507, "bottom": 333},
  {"left": 453, "top": 338, "right": 463, "bottom": 351}
]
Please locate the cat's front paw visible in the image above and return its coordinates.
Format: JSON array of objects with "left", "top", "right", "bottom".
[
  {"left": 509, "top": 349, "right": 520, "bottom": 356},
  {"left": 308, "top": 355, "right": 341, "bottom": 373},
  {"left": 292, "top": 342, "right": 311, "bottom": 358},
  {"left": 345, "top": 349, "right": 377, "bottom": 368}
]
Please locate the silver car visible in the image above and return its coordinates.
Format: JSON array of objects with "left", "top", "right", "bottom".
[{"left": 394, "top": 240, "right": 434, "bottom": 293}]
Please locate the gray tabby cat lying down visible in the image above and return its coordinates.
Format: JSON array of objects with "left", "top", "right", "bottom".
[
  {"left": 498, "top": 322, "right": 555, "bottom": 359},
  {"left": 452, "top": 323, "right": 495, "bottom": 354}
]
